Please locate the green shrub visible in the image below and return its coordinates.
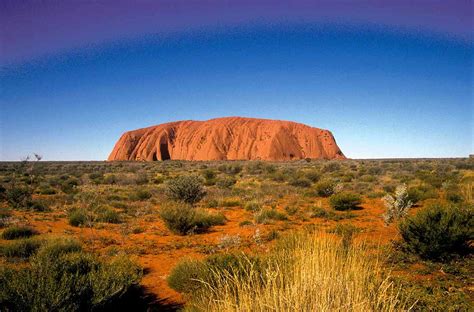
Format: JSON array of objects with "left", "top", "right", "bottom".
[
  {"left": 130, "top": 189, "right": 152, "bottom": 201},
  {"left": 314, "top": 180, "right": 336, "bottom": 197},
  {"left": 1, "top": 226, "right": 37, "bottom": 240},
  {"left": 289, "top": 177, "right": 312, "bottom": 188},
  {"left": 37, "top": 185, "right": 56, "bottom": 195},
  {"left": 104, "top": 174, "right": 118, "bottom": 184},
  {"left": 322, "top": 162, "right": 342, "bottom": 173},
  {"left": 399, "top": 203, "right": 474, "bottom": 260},
  {"left": 0, "top": 238, "right": 43, "bottom": 258},
  {"left": 166, "top": 175, "right": 206, "bottom": 205},
  {"left": 220, "top": 198, "right": 240, "bottom": 207},
  {"left": 310, "top": 207, "right": 356, "bottom": 221},
  {"left": 202, "top": 169, "right": 216, "bottom": 183},
  {"left": 218, "top": 164, "right": 243, "bottom": 175},
  {"left": 284, "top": 205, "right": 299, "bottom": 215},
  {"left": 168, "top": 253, "right": 261, "bottom": 294},
  {"left": 269, "top": 171, "right": 287, "bottom": 182},
  {"left": 68, "top": 208, "right": 92, "bottom": 227},
  {"left": 167, "top": 259, "right": 207, "bottom": 293},
  {"left": 329, "top": 192, "right": 362, "bottom": 211},
  {"left": 255, "top": 209, "right": 287, "bottom": 224},
  {"left": 407, "top": 185, "right": 438, "bottom": 204},
  {"left": 239, "top": 220, "right": 253, "bottom": 227},
  {"left": 97, "top": 208, "right": 121, "bottom": 224},
  {"left": 35, "top": 238, "right": 82, "bottom": 259},
  {"left": 159, "top": 203, "right": 225, "bottom": 235},
  {"left": 216, "top": 176, "right": 237, "bottom": 189},
  {"left": 305, "top": 170, "right": 321, "bottom": 183},
  {"left": 0, "top": 238, "right": 142, "bottom": 311},
  {"left": 29, "top": 200, "right": 49, "bottom": 212},
  {"left": 244, "top": 200, "right": 261, "bottom": 212},
  {"left": 311, "top": 206, "right": 331, "bottom": 218},
  {"left": 206, "top": 199, "right": 219, "bottom": 208},
  {"left": 60, "top": 177, "right": 79, "bottom": 194},
  {"left": 446, "top": 191, "right": 464, "bottom": 203},
  {"left": 5, "top": 186, "right": 32, "bottom": 209}
]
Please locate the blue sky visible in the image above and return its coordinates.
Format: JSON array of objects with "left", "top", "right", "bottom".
[{"left": 1, "top": 8, "right": 472, "bottom": 160}]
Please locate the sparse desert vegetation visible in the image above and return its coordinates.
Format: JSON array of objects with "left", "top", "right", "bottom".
[{"left": 0, "top": 158, "right": 473, "bottom": 310}]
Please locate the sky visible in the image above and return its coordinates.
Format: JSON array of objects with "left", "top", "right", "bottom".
[{"left": 0, "top": 0, "right": 472, "bottom": 160}]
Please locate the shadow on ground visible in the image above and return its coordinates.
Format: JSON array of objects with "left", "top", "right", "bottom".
[{"left": 101, "top": 285, "right": 182, "bottom": 312}]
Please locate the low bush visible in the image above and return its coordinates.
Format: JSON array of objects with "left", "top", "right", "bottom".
[
  {"left": 166, "top": 175, "right": 206, "bottom": 205},
  {"left": 311, "top": 206, "right": 331, "bottom": 218},
  {"left": 310, "top": 207, "right": 356, "bottom": 221},
  {"left": 216, "top": 177, "right": 237, "bottom": 189},
  {"left": 244, "top": 200, "right": 261, "bottom": 212},
  {"left": 305, "top": 170, "right": 321, "bottom": 183},
  {"left": 29, "top": 200, "right": 49, "bottom": 212},
  {"left": 130, "top": 189, "right": 152, "bottom": 201},
  {"left": 206, "top": 199, "right": 219, "bottom": 208},
  {"left": 255, "top": 208, "right": 287, "bottom": 224},
  {"left": 407, "top": 185, "right": 438, "bottom": 204},
  {"left": 159, "top": 203, "right": 225, "bottom": 235},
  {"left": 0, "top": 237, "right": 43, "bottom": 258},
  {"left": 0, "top": 238, "right": 142, "bottom": 311},
  {"left": 1, "top": 226, "right": 37, "bottom": 240},
  {"left": 97, "top": 208, "right": 122, "bottom": 224},
  {"left": 314, "top": 180, "right": 335, "bottom": 197},
  {"left": 168, "top": 253, "right": 261, "bottom": 295},
  {"left": 68, "top": 208, "right": 92, "bottom": 227},
  {"left": 446, "top": 191, "right": 464, "bottom": 203},
  {"left": 37, "top": 185, "right": 56, "bottom": 195},
  {"left": 60, "top": 177, "right": 79, "bottom": 194},
  {"left": 5, "top": 186, "right": 32, "bottom": 209},
  {"left": 289, "top": 177, "right": 312, "bottom": 188},
  {"left": 239, "top": 220, "right": 253, "bottom": 227},
  {"left": 329, "top": 192, "right": 362, "bottom": 211},
  {"left": 399, "top": 203, "right": 473, "bottom": 260},
  {"left": 220, "top": 198, "right": 240, "bottom": 207}
]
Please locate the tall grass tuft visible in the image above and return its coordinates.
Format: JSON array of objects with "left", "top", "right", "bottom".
[{"left": 185, "top": 232, "right": 407, "bottom": 311}]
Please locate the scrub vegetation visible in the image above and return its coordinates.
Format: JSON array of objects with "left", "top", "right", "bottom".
[{"left": 0, "top": 158, "right": 472, "bottom": 311}]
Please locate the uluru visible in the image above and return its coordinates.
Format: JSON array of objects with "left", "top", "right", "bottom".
[{"left": 108, "top": 117, "right": 345, "bottom": 161}]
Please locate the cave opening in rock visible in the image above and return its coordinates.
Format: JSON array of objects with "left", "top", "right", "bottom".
[{"left": 159, "top": 141, "right": 171, "bottom": 161}]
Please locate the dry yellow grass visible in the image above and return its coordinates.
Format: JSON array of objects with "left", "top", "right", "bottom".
[
  {"left": 186, "top": 232, "right": 410, "bottom": 312},
  {"left": 460, "top": 182, "right": 473, "bottom": 203}
]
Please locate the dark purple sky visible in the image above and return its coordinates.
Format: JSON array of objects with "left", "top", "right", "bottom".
[
  {"left": 1, "top": 1, "right": 472, "bottom": 160},
  {"left": 1, "top": 0, "right": 472, "bottom": 65}
]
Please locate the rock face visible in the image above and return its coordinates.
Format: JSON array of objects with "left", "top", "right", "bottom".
[{"left": 108, "top": 117, "right": 345, "bottom": 161}]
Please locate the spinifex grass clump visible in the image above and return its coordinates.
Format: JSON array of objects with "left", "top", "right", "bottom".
[
  {"left": 0, "top": 237, "right": 43, "bottom": 259},
  {"left": 175, "top": 232, "right": 407, "bottom": 311},
  {"left": 1, "top": 225, "right": 38, "bottom": 240}
]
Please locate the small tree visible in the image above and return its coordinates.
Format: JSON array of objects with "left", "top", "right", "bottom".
[{"left": 382, "top": 184, "right": 412, "bottom": 225}]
